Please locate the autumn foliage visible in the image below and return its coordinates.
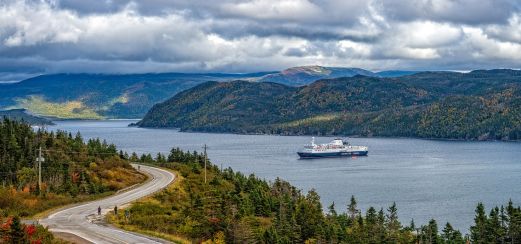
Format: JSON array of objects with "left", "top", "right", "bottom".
[
  {"left": 0, "top": 118, "right": 145, "bottom": 217},
  {"left": 0, "top": 216, "right": 54, "bottom": 243}
]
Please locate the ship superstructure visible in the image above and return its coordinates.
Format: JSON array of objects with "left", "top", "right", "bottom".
[{"left": 297, "top": 137, "right": 368, "bottom": 158}]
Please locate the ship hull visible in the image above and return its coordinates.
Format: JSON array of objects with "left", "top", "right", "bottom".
[{"left": 297, "top": 150, "right": 368, "bottom": 158}]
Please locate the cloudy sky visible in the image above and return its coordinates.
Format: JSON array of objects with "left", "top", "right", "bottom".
[{"left": 1, "top": 0, "right": 521, "bottom": 82}]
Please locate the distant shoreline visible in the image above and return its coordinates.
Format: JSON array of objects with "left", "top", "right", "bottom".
[{"left": 59, "top": 119, "right": 520, "bottom": 143}]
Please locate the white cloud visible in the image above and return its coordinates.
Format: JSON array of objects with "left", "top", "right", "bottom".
[
  {"left": 0, "top": 1, "right": 83, "bottom": 46},
  {"left": 0, "top": 0, "right": 521, "bottom": 80},
  {"left": 463, "top": 27, "right": 521, "bottom": 60},
  {"left": 222, "top": 0, "right": 322, "bottom": 21},
  {"left": 399, "top": 21, "right": 463, "bottom": 48},
  {"left": 485, "top": 14, "right": 521, "bottom": 43}
]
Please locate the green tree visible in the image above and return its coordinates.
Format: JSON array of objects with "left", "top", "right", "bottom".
[
  {"left": 385, "top": 202, "right": 401, "bottom": 242},
  {"left": 347, "top": 195, "right": 358, "bottom": 221},
  {"left": 470, "top": 202, "right": 488, "bottom": 243}
]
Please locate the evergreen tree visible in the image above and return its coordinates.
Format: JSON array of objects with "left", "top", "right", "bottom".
[
  {"left": 426, "top": 219, "right": 439, "bottom": 244},
  {"left": 409, "top": 219, "right": 415, "bottom": 231},
  {"left": 347, "top": 195, "right": 358, "bottom": 221},
  {"left": 385, "top": 202, "right": 401, "bottom": 242},
  {"left": 328, "top": 202, "right": 337, "bottom": 217},
  {"left": 442, "top": 222, "right": 454, "bottom": 242},
  {"left": 487, "top": 207, "right": 503, "bottom": 242},
  {"left": 470, "top": 202, "right": 488, "bottom": 243}
]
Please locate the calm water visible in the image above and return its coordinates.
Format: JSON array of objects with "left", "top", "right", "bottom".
[{"left": 50, "top": 120, "right": 521, "bottom": 232}]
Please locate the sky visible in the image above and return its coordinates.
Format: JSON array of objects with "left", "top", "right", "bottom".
[{"left": 1, "top": 0, "right": 521, "bottom": 82}]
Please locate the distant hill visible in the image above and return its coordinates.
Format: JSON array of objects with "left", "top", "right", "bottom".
[
  {"left": 137, "top": 69, "right": 521, "bottom": 141},
  {"left": 257, "top": 66, "right": 419, "bottom": 86},
  {"left": 0, "top": 109, "right": 54, "bottom": 125},
  {"left": 0, "top": 67, "right": 422, "bottom": 119},
  {"left": 375, "top": 70, "right": 419, "bottom": 77},
  {"left": 0, "top": 72, "right": 272, "bottom": 119},
  {"left": 257, "top": 66, "right": 376, "bottom": 86}
]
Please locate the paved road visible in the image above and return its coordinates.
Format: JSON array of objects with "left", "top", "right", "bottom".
[{"left": 40, "top": 164, "right": 175, "bottom": 243}]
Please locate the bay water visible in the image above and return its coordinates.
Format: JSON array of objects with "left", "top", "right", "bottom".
[{"left": 50, "top": 119, "right": 521, "bottom": 232}]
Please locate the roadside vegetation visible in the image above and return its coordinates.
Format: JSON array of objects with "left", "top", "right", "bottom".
[
  {"left": 112, "top": 148, "right": 521, "bottom": 243},
  {"left": 0, "top": 118, "right": 146, "bottom": 242},
  {"left": 0, "top": 216, "right": 63, "bottom": 243}
]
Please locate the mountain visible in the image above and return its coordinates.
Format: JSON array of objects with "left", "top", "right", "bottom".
[
  {"left": 0, "top": 67, "right": 420, "bottom": 119},
  {"left": 0, "top": 72, "right": 272, "bottom": 119},
  {"left": 0, "top": 109, "right": 54, "bottom": 125},
  {"left": 256, "top": 66, "right": 420, "bottom": 86},
  {"left": 257, "top": 65, "right": 376, "bottom": 86},
  {"left": 137, "top": 69, "right": 521, "bottom": 140},
  {"left": 376, "top": 70, "right": 419, "bottom": 77}
]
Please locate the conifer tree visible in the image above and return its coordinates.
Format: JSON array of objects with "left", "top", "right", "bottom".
[
  {"left": 347, "top": 195, "right": 358, "bottom": 221},
  {"left": 470, "top": 202, "right": 488, "bottom": 243}
]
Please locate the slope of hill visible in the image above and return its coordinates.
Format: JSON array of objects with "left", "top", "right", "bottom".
[
  {"left": 137, "top": 70, "right": 521, "bottom": 140},
  {"left": 0, "top": 72, "right": 272, "bottom": 119},
  {"left": 0, "top": 109, "right": 54, "bottom": 125}
]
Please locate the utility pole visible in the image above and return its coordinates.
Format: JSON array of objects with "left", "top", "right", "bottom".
[
  {"left": 36, "top": 146, "right": 44, "bottom": 192},
  {"left": 203, "top": 144, "right": 208, "bottom": 184}
]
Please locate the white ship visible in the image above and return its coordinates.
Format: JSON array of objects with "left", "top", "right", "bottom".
[{"left": 297, "top": 137, "right": 368, "bottom": 158}]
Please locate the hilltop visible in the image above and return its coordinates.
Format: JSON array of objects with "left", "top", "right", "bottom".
[
  {"left": 257, "top": 65, "right": 417, "bottom": 86},
  {"left": 137, "top": 69, "right": 521, "bottom": 141}
]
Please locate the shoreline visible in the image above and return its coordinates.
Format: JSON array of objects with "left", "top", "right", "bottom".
[
  {"left": 133, "top": 125, "right": 521, "bottom": 143},
  {"left": 41, "top": 118, "right": 521, "bottom": 143},
  {"left": 55, "top": 118, "right": 521, "bottom": 143}
]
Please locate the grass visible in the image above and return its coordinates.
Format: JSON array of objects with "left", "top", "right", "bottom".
[
  {"left": 13, "top": 95, "right": 104, "bottom": 119},
  {"left": 99, "top": 93, "right": 129, "bottom": 111},
  {"left": 1, "top": 166, "right": 147, "bottom": 219},
  {"left": 277, "top": 113, "right": 341, "bottom": 128}
]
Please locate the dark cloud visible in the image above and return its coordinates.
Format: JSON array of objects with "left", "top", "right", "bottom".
[
  {"left": 380, "top": 0, "right": 520, "bottom": 25},
  {"left": 207, "top": 20, "right": 381, "bottom": 42}
]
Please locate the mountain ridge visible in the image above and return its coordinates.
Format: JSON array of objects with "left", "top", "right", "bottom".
[
  {"left": 256, "top": 65, "right": 418, "bottom": 86},
  {"left": 0, "top": 72, "right": 271, "bottom": 119},
  {"left": 0, "top": 66, "right": 420, "bottom": 119},
  {"left": 137, "top": 69, "right": 521, "bottom": 141}
]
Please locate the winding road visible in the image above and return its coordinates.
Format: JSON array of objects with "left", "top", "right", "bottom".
[{"left": 40, "top": 164, "right": 175, "bottom": 243}]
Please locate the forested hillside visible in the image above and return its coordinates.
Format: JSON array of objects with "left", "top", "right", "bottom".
[
  {"left": 0, "top": 66, "right": 417, "bottom": 119},
  {"left": 0, "top": 119, "right": 145, "bottom": 217},
  {"left": 111, "top": 147, "right": 521, "bottom": 243},
  {"left": 138, "top": 69, "right": 521, "bottom": 140},
  {"left": 0, "top": 72, "right": 270, "bottom": 119},
  {"left": 0, "top": 109, "right": 54, "bottom": 125}
]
